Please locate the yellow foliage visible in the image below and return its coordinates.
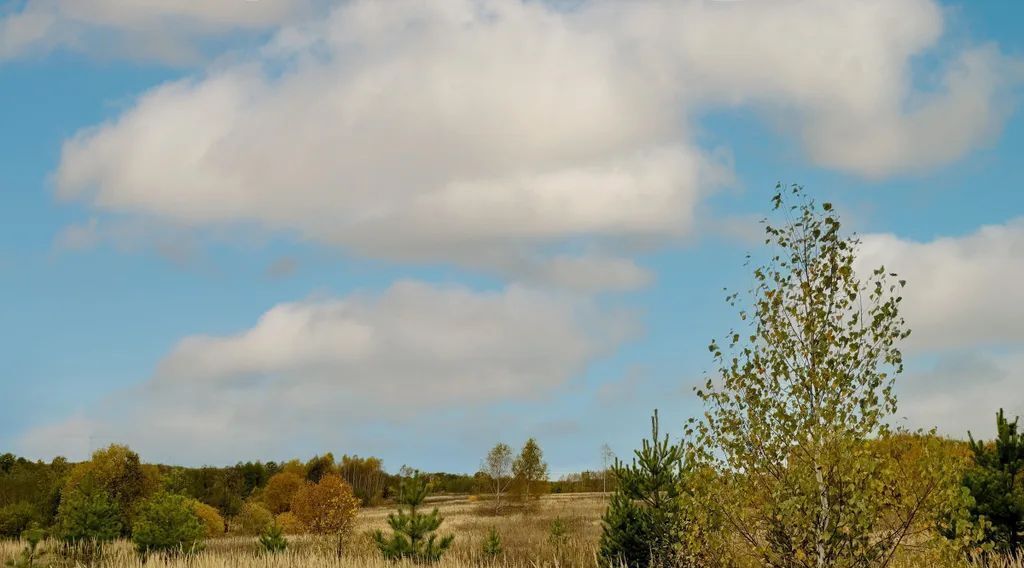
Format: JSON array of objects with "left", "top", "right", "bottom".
[
  {"left": 290, "top": 474, "right": 359, "bottom": 536},
  {"left": 275, "top": 512, "right": 306, "bottom": 535},
  {"left": 236, "top": 501, "right": 274, "bottom": 535},
  {"left": 191, "top": 501, "right": 225, "bottom": 537},
  {"left": 262, "top": 472, "right": 304, "bottom": 514}
]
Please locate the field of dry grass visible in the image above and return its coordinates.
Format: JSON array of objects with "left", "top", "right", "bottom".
[{"left": 2, "top": 493, "right": 1021, "bottom": 567}]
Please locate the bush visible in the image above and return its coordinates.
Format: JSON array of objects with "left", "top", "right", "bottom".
[
  {"left": 0, "top": 502, "right": 37, "bottom": 538},
  {"left": 55, "top": 490, "right": 121, "bottom": 544},
  {"left": 373, "top": 472, "right": 453, "bottom": 563},
  {"left": 190, "top": 501, "right": 225, "bottom": 538},
  {"left": 262, "top": 472, "right": 304, "bottom": 514},
  {"left": 275, "top": 512, "right": 306, "bottom": 535},
  {"left": 482, "top": 527, "right": 502, "bottom": 558},
  {"left": 258, "top": 523, "right": 288, "bottom": 553},
  {"left": 290, "top": 475, "right": 359, "bottom": 540},
  {"left": 131, "top": 492, "right": 205, "bottom": 555},
  {"left": 236, "top": 501, "right": 274, "bottom": 536}
]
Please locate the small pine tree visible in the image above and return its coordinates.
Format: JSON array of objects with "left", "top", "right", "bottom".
[
  {"left": 258, "top": 523, "right": 288, "bottom": 553},
  {"left": 599, "top": 410, "right": 684, "bottom": 568},
  {"left": 963, "top": 409, "right": 1024, "bottom": 553},
  {"left": 131, "top": 492, "right": 205, "bottom": 556},
  {"left": 481, "top": 526, "right": 502, "bottom": 558},
  {"left": 373, "top": 472, "right": 454, "bottom": 563}
]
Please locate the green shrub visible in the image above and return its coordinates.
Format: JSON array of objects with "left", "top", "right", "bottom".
[
  {"left": 258, "top": 523, "right": 288, "bottom": 553},
  {"left": 0, "top": 503, "right": 37, "bottom": 539},
  {"left": 373, "top": 472, "right": 454, "bottom": 563},
  {"left": 481, "top": 527, "right": 502, "bottom": 558},
  {"left": 962, "top": 409, "right": 1024, "bottom": 553},
  {"left": 55, "top": 490, "right": 121, "bottom": 543},
  {"left": 131, "top": 492, "right": 205, "bottom": 555}
]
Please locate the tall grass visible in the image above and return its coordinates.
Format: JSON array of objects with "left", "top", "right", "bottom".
[{"left": 1, "top": 494, "right": 1019, "bottom": 567}]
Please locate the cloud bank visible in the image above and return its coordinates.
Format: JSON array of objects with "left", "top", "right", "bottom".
[
  {"left": 50, "top": 0, "right": 1018, "bottom": 289},
  {"left": 18, "top": 281, "right": 634, "bottom": 463}
]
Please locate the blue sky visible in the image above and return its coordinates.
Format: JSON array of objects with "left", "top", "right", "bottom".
[{"left": 1, "top": 0, "right": 1023, "bottom": 475}]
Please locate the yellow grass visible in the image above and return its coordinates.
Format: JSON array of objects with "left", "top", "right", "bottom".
[{"left": 1, "top": 493, "right": 1020, "bottom": 567}]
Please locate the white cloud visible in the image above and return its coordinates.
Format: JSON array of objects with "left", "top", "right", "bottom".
[
  {"left": 896, "top": 352, "right": 1024, "bottom": 439},
  {"left": 50, "top": 0, "right": 1019, "bottom": 288},
  {"left": 0, "top": 0, "right": 316, "bottom": 62},
  {"left": 859, "top": 218, "right": 1024, "bottom": 351},
  {"left": 18, "top": 281, "right": 634, "bottom": 463}
]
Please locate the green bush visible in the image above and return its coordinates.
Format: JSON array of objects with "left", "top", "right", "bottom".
[
  {"left": 258, "top": 523, "right": 288, "bottom": 553},
  {"left": 962, "top": 409, "right": 1024, "bottom": 553},
  {"left": 131, "top": 492, "right": 205, "bottom": 555},
  {"left": 481, "top": 527, "right": 502, "bottom": 558},
  {"left": 0, "top": 502, "right": 37, "bottom": 538},
  {"left": 55, "top": 490, "right": 122, "bottom": 543}
]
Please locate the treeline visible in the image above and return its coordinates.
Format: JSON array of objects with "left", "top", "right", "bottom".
[{"left": 0, "top": 445, "right": 613, "bottom": 539}]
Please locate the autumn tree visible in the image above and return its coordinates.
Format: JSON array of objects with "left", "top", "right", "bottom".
[
  {"left": 692, "top": 185, "right": 969, "bottom": 566},
  {"left": 236, "top": 501, "right": 274, "bottom": 535},
  {"left": 290, "top": 474, "right": 359, "bottom": 556},
  {"left": 190, "top": 501, "right": 225, "bottom": 537},
  {"left": 262, "top": 472, "right": 304, "bottom": 514},
  {"left": 62, "top": 445, "right": 155, "bottom": 534},
  {"left": 305, "top": 453, "right": 336, "bottom": 483},
  {"left": 373, "top": 471, "right": 454, "bottom": 563},
  {"left": 481, "top": 443, "right": 514, "bottom": 514},
  {"left": 513, "top": 438, "right": 548, "bottom": 503}
]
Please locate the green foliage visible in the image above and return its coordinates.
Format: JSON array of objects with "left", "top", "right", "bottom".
[
  {"left": 512, "top": 439, "right": 549, "bottom": 502},
  {"left": 481, "top": 527, "right": 502, "bottom": 558},
  {"left": 0, "top": 503, "right": 37, "bottom": 539},
  {"left": 55, "top": 489, "right": 121, "bottom": 543},
  {"left": 373, "top": 472, "right": 454, "bottom": 563},
  {"left": 599, "top": 411, "right": 685, "bottom": 568},
  {"left": 258, "top": 523, "right": 288, "bottom": 553},
  {"left": 236, "top": 501, "right": 274, "bottom": 536},
  {"left": 549, "top": 517, "right": 569, "bottom": 547},
  {"left": 63, "top": 445, "right": 153, "bottom": 534},
  {"left": 962, "top": 409, "right": 1024, "bottom": 553},
  {"left": 693, "top": 185, "right": 966, "bottom": 566},
  {"left": 131, "top": 492, "right": 205, "bottom": 555}
]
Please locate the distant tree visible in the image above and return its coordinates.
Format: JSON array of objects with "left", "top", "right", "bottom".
[
  {"left": 512, "top": 438, "right": 549, "bottom": 502},
  {"left": 62, "top": 444, "right": 154, "bottom": 533},
  {"left": 0, "top": 502, "right": 37, "bottom": 538},
  {"left": 599, "top": 411, "right": 685, "bottom": 568},
  {"left": 236, "top": 501, "right": 274, "bottom": 536},
  {"left": 305, "top": 454, "right": 336, "bottom": 484},
  {"left": 131, "top": 492, "right": 205, "bottom": 555},
  {"left": 190, "top": 501, "right": 225, "bottom": 537},
  {"left": 290, "top": 474, "right": 359, "bottom": 556},
  {"left": 262, "top": 472, "right": 304, "bottom": 514},
  {"left": 373, "top": 471, "right": 454, "bottom": 563},
  {"left": 481, "top": 443, "right": 514, "bottom": 514},
  {"left": 338, "top": 455, "right": 388, "bottom": 505},
  {"left": 962, "top": 409, "right": 1024, "bottom": 553},
  {"left": 601, "top": 443, "right": 615, "bottom": 494}
]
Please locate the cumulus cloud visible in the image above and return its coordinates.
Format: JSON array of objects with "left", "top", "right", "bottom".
[
  {"left": 856, "top": 219, "right": 1024, "bottom": 438},
  {"left": 0, "top": 0, "right": 317, "bottom": 62},
  {"left": 18, "top": 281, "right": 635, "bottom": 463},
  {"left": 50, "top": 0, "right": 1019, "bottom": 289},
  {"left": 859, "top": 218, "right": 1024, "bottom": 351}
]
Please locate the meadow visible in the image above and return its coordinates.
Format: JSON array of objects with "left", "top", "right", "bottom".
[{"left": 2, "top": 493, "right": 1022, "bottom": 568}]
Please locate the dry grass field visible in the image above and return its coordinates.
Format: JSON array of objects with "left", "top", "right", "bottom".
[{"left": 2, "top": 492, "right": 1021, "bottom": 567}]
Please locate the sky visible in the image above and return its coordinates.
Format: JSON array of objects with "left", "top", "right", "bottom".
[{"left": 1, "top": 0, "right": 1023, "bottom": 476}]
